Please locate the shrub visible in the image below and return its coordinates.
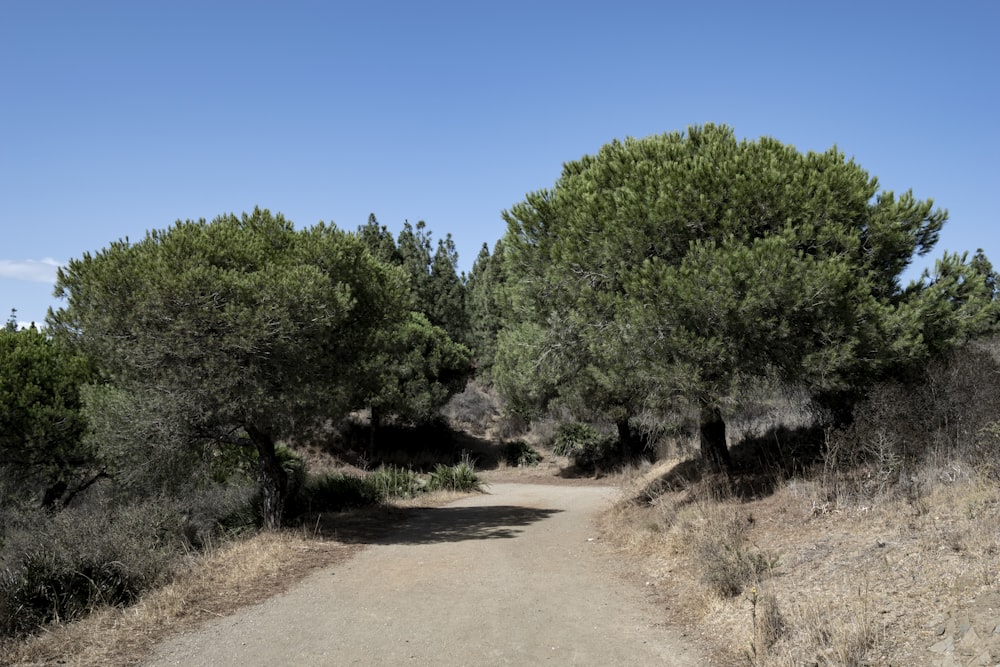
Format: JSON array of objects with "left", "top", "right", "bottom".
[
  {"left": 499, "top": 440, "right": 542, "bottom": 467},
  {"left": 427, "top": 456, "right": 481, "bottom": 492},
  {"left": 291, "top": 473, "right": 381, "bottom": 514},
  {"left": 824, "top": 340, "right": 1000, "bottom": 499},
  {"left": 441, "top": 382, "right": 500, "bottom": 432},
  {"left": 551, "top": 422, "right": 618, "bottom": 469},
  {"left": 368, "top": 465, "right": 423, "bottom": 499},
  {"left": 0, "top": 502, "right": 184, "bottom": 638},
  {"left": 694, "top": 509, "right": 779, "bottom": 598}
]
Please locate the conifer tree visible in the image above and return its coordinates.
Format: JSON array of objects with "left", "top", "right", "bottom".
[{"left": 497, "top": 125, "right": 996, "bottom": 466}]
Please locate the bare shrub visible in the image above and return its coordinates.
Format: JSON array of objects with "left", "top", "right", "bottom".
[
  {"left": 823, "top": 340, "right": 1000, "bottom": 502},
  {"left": 693, "top": 506, "right": 780, "bottom": 598},
  {"left": 440, "top": 381, "right": 500, "bottom": 434},
  {"left": 496, "top": 412, "right": 530, "bottom": 440},
  {"left": 746, "top": 584, "right": 785, "bottom": 662}
]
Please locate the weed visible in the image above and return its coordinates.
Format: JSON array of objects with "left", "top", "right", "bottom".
[{"left": 745, "top": 584, "right": 784, "bottom": 664}]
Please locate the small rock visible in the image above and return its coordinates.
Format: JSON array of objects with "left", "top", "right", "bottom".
[
  {"left": 930, "top": 637, "right": 954, "bottom": 654},
  {"left": 957, "top": 626, "right": 980, "bottom": 651}
]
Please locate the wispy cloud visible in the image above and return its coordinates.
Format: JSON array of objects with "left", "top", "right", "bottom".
[{"left": 0, "top": 258, "right": 63, "bottom": 284}]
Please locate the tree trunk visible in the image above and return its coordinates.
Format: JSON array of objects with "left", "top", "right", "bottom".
[
  {"left": 249, "top": 426, "right": 287, "bottom": 530},
  {"left": 699, "top": 404, "right": 731, "bottom": 470},
  {"left": 369, "top": 406, "right": 382, "bottom": 457},
  {"left": 40, "top": 480, "right": 67, "bottom": 510},
  {"left": 616, "top": 419, "right": 641, "bottom": 460}
]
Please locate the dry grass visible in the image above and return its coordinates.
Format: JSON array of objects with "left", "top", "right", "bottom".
[
  {"left": 0, "top": 531, "right": 359, "bottom": 667},
  {"left": 602, "top": 456, "right": 1000, "bottom": 666},
  {"left": 0, "top": 491, "right": 472, "bottom": 667}
]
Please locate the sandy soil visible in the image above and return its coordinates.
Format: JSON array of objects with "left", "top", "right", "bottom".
[{"left": 144, "top": 483, "right": 704, "bottom": 666}]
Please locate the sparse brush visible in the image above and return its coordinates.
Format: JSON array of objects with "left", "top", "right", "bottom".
[
  {"left": 499, "top": 440, "right": 542, "bottom": 467},
  {"left": 796, "top": 588, "right": 880, "bottom": 667},
  {"left": 745, "top": 584, "right": 785, "bottom": 664},
  {"left": 694, "top": 508, "right": 780, "bottom": 598}
]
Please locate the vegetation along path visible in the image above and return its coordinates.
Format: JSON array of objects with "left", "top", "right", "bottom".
[{"left": 145, "top": 482, "right": 703, "bottom": 666}]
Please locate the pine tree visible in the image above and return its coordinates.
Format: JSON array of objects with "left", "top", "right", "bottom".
[{"left": 497, "top": 125, "right": 995, "bottom": 466}]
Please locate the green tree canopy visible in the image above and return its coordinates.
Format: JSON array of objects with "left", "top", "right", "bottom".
[
  {"left": 50, "top": 208, "right": 410, "bottom": 527},
  {"left": 392, "top": 219, "right": 470, "bottom": 343},
  {"left": 0, "top": 319, "right": 97, "bottom": 508},
  {"left": 497, "top": 124, "right": 995, "bottom": 465},
  {"left": 355, "top": 217, "right": 474, "bottom": 427},
  {"left": 362, "top": 311, "right": 472, "bottom": 429},
  {"left": 466, "top": 240, "right": 511, "bottom": 380}
]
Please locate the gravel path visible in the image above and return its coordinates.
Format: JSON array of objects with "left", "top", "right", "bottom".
[{"left": 145, "top": 483, "right": 703, "bottom": 666}]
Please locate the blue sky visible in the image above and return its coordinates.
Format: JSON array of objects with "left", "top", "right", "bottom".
[{"left": 2, "top": 1, "right": 997, "bottom": 327}]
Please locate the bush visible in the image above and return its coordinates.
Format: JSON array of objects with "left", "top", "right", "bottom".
[
  {"left": 824, "top": 340, "right": 1000, "bottom": 497},
  {"left": 0, "top": 502, "right": 184, "bottom": 638},
  {"left": 441, "top": 382, "right": 500, "bottom": 432},
  {"left": 695, "top": 509, "right": 779, "bottom": 598},
  {"left": 551, "top": 422, "right": 619, "bottom": 469},
  {"left": 427, "top": 456, "right": 481, "bottom": 492},
  {"left": 499, "top": 440, "right": 542, "bottom": 467},
  {"left": 289, "top": 473, "right": 381, "bottom": 514},
  {"left": 368, "top": 465, "right": 424, "bottom": 499}
]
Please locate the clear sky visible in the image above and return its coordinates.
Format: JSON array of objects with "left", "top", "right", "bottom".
[{"left": 2, "top": 1, "right": 997, "bottom": 327}]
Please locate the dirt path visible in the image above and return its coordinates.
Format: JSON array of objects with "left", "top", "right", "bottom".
[{"left": 145, "top": 483, "right": 704, "bottom": 666}]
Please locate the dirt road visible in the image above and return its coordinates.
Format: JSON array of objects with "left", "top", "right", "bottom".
[{"left": 145, "top": 483, "right": 704, "bottom": 666}]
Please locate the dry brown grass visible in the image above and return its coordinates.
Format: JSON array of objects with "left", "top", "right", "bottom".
[
  {"left": 601, "top": 456, "right": 1000, "bottom": 666},
  {"left": 0, "top": 531, "right": 360, "bottom": 667},
  {"left": 0, "top": 492, "right": 471, "bottom": 667}
]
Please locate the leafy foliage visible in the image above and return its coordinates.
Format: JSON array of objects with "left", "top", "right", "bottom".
[
  {"left": 499, "top": 440, "right": 542, "bottom": 467},
  {"left": 392, "top": 219, "right": 470, "bottom": 344},
  {"left": 356, "top": 217, "right": 474, "bottom": 427},
  {"left": 498, "top": 124, "right": 996, "bottom": 463},
  {"left": 551, "top": 423, "right": 619, "bottom": 470},
  {"left": 426, "top": 455, "right": 480, "bottom": 492},
  {"left": 364, "top": 312, "right": 472, "bottom": 428},
  {"left": 0, "top": 323, "right": 97, "bottom": 508},
  {"left": 50, "top": 208, "right": 410, "bottom": 528},
  {"left": 466, "top": 240, "right": 510, "bottom": 380}
]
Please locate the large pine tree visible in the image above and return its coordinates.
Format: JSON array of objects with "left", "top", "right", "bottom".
[{"left": 496, "top": 125, "right": 996, "bottom": 466}]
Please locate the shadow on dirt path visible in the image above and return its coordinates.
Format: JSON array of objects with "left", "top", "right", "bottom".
[
  {"left": 146, "top": 483, "right": 705, "bottom": 667},
  {"left": 374, "top": 505, "right": 563, "bottom": 544}
]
